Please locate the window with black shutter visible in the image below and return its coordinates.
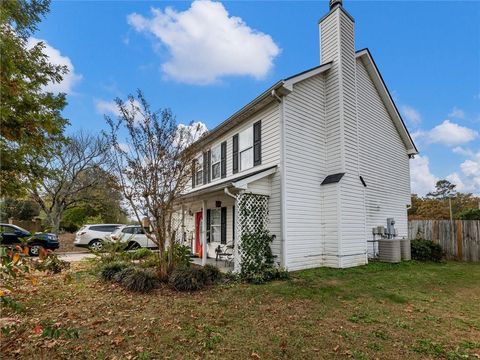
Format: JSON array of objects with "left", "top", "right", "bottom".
[
  {"left": 206, "top": 209, "right": 211, "bottom": 243},
  {"left": 221, "top": 207, "right": 227, "bottom": 244},
  {"left": 207, "top": 150, "right": 212, "bottom": 183},
  {"left": 253, "top": 120, "right": 262, "bottom": 166},
  {"left": 221, "top": 141, "right": 227, "bottom": 178},
  {"left": 203, "top": 152, "right": 208, "bottom": 184},
  {"left": 211, "top": 144, "right": 221, "bottom": 180},
  {"left": 232, "top": 134, "right": 239, "bottom": 174},
  {"left": 196, "top": 155, "right": 203, "bottom": 186},
  {"left": 191, "top": 159, "right": 196, "bottom": 188}
]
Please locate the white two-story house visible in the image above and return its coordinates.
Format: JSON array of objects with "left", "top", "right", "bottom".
[{"left": 176, "top": 0, "right": 417, "bottom": 271}]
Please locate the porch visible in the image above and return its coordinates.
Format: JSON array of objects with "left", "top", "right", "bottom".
[
  {"left": 176, "top": 166, "right": 277, "bottom": 271},
  {"left": 191, "top": 257, "right": 233, "bottom": 273}
]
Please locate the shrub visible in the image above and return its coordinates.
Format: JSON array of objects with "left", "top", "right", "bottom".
[
  {"left": 138, "top": 255, "right": 159, "bottom": 269},
  {"left": 99, "top": 261, "right": 130, "bottom": 281},
  {"left": 240, "top": 229, "right": 278, "bottom": 284},
  {"left": 35, "top": 254, "right": 70, "bottom": 274},
  {"left": 113, "top": 266, "right": 136, "bottom": 283},
  {"left": 203, "top": 264, "right": 222, "bottom": 284},
  {"left": 269, "top": 267, "right": 290, "bottom": 280},
  {"left": 458, "top": 208, "right": 480, "bottom": 220},
  {"left": 411, "top": 239, "right": 443, "bottom": 262},
  {"left": 94, "top": 241, "right": 130, "bottom": 264},
  {"left": 118, "top": 267, "right": 157, "bottom": 293},
  {"left": 129, "top": 248, "right": 153, "bottom": 260},
  {"left": 164, "top": 243, "right": 192, "bottom": 268},
  {"left": 169, "top": 266, "right": 208, "bottom": 292}
]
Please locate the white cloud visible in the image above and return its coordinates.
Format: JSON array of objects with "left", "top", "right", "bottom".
[
  {"left": 425, "top": 120, "right": 478, "bottom": 146},
  {"left": 446, "top": 172, "right": 465, "bottom": 192},
  {"left": 127, "top": 0, "right": 280, "bottom": 84},
  {"left": 96, "top": 99, "right": 208, "bottom": 147},
  {"left": 27, "top": 37, "right": 82, "bottom": 94},
  {"left": 95, "top": 99, "right": 144, "bottom": 123},
  {"left": 448, "top": 107, "right": 465, "bottom": 119},
  {"left": 461, "top": 159, "right": 480, "bottom": 178},
  {"left": 410, "top": 155, "right": 438, "bottom": 196},
  {"left": 178, "top": 121, "right": 208, "bottom": 141},
  {"left": 401, "top": 105, "right": 422, "bottom": 125},
  {"left": 175, "top": 121, "right": 208, "bottom": 149},
  {"left": 460, "top": 157, "right": 480, "bottom": 194},
  {"left": 448, "top": 148, "right": 480, "bottom": 194},
  {"left": 452, "top": 146, "right": 478, "bottom": 159},
  {"left": 95, "top": 99, "right": 122, "bottom": 117}
]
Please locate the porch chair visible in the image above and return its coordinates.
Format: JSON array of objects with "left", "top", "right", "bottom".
[{"left": 215, "top": 244, "right": 234, "bottom": 267}]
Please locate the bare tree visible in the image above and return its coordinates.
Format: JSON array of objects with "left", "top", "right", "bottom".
[
  {"left": 27, "top": 132, "right": 111, "bottom": 233},
  {"left": 106, "top": 90, "right": 204, "bottom": 277}
]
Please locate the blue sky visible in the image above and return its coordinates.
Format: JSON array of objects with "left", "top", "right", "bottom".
[{"left": 34, "top": 0, "right": 479, "bottom": 195}]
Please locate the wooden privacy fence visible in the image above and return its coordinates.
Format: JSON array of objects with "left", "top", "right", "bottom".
[{"left": 408, "top": 220, "right": 480, "bottom": 262}]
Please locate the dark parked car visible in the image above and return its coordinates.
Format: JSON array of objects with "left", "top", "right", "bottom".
[{"left": 0, "top": 223, "right": 59, "bottom": 256}]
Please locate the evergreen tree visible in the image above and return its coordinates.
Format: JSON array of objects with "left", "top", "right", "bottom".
[{"left": 1, "top": 0, "right": 68, "bottom": 196}]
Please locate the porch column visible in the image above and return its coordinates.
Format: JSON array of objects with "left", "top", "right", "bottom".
[
  {"left": 202, "top": 200, "right": 207, "bottom": 266},
  {"left": 181, "top": 204, "right": 185, "bottom": 244}
]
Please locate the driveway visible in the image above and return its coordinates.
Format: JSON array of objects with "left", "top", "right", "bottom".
[{"left": 58, "top": 252, "right": 96, "bottom": 262}]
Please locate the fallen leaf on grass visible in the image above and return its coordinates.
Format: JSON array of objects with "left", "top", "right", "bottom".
[
  {"left": 251, "top": 352, "right": 261, "bottom": 359},
  {"left": 111, "top": 336, "right": 124, "bottom": 346},
  {"left": 34, "top": 325, "right": 42, "bottom": 336}
]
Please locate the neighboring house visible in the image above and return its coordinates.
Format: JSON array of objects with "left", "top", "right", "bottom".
[{"left": 176, "top": 0, "right": 418, "bottom": 271}]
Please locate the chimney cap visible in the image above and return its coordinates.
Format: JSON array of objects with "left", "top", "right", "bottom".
[{"left": 329, "top": 0, "right": 343, "bottom": 10}]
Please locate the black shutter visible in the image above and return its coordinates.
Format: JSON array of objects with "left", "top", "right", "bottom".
[
  {"left": 206, "top": 209, "right": 211, "bottom": 243},
  {"left": 191, "top": 159, "right": 196, "bottom": 188},
  {"left": 232, "top": 206, "right": 235, "bottom": 246},
  {"left": 221, "top": 207, "right": 227, "bottom": 244},
  {"left": 221, "top": 141, "right": 227, "bottom": 178},
  {"left": 253, "top": 120, "right": 262, "bottom": 166},
  {"left": 232, "top": 134, "right": 239, "bottom": 174},
  {"left": 203, "top": 152, "right": 207, "bottom": 184},
  {"left": 207, "top": 150, "right": 212, "bottom": 183}
]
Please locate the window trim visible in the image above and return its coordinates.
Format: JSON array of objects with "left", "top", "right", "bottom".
[
  {"left": 210, "top": 144, "right": 221, "bottom": 180},
  {"left": 210, "top": 208, "right": 221, "bottom": 243},
  {"left": 195, "top": 155, "right": 204, "bottom": 186},
  {"left": 238, "top": 126, "right": 254, "bottom": 171}
]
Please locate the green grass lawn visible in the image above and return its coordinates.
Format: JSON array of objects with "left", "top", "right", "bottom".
[{"left": 1, "top": 261, "right": 479, "bottom": 359}]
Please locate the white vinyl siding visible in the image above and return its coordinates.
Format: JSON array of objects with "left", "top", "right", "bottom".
[
  {"left": 356, "top": 58, "right": 410, "bottom": 255},
  {"left": 183, "top": 101, "right": 282, "bottom": 261},
  {"left": 188, "top": 101, "right": 281, "bottom": 190},
  {"left": 283, "top": 73, "right": 327, "bottom": 270}
]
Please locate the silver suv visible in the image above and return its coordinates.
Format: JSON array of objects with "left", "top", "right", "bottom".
[{"left": 74, "top": 224, "right": 123, "bottom": 251}]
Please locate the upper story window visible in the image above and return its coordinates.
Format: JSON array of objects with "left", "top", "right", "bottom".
[
  {"left": 239, "top": 127, "right": 253, "bottom": 171},
  {"left": 211, "top": 144, "right": 221, "bottom": 180},
  {"left": 196, "top": 155, "right": 203, "bottom": 186}
]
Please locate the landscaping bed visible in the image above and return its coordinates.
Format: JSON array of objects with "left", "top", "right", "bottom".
[{"left": 1, "top": 261, "right": 479, "bottom": 359}]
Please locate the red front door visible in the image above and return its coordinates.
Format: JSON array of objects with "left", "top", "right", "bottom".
[{"left": 195, "top": 212, "right": 203, "bottom": 258}]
